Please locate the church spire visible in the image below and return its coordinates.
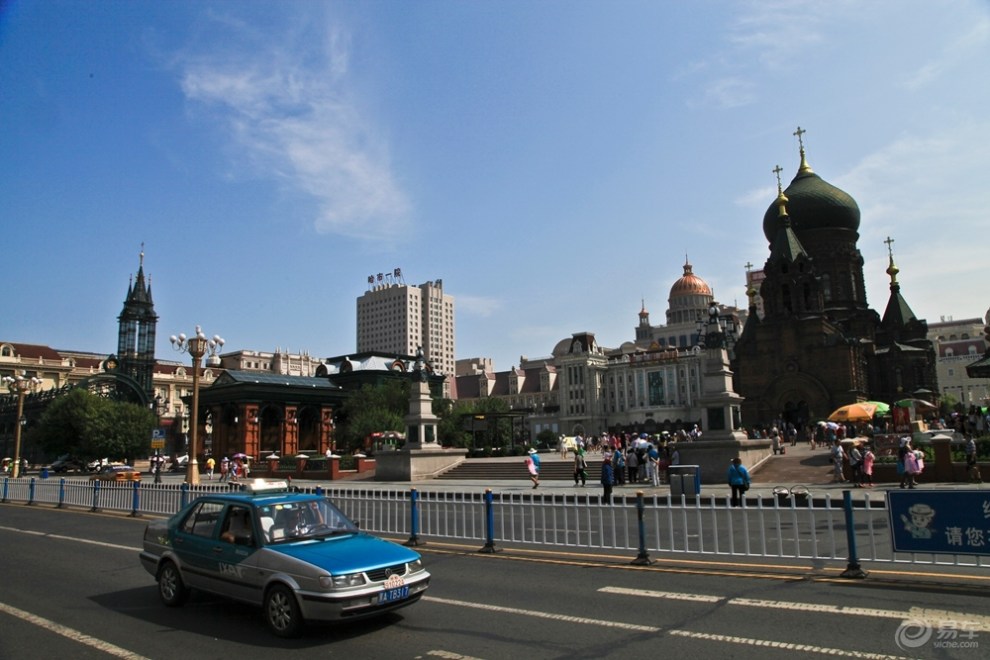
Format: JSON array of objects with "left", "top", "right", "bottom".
[
  {"left": 880, "top": 235, "right": 919, "bottom": 330},
  {"left": 794, "top": 126, "right": 814, "bottom": 174},
  {"left": 884, "top": 235, "right": 900, "bottom": 286},
  {"left": 768, "top": 165, "right": 806, "bottom": 263}
]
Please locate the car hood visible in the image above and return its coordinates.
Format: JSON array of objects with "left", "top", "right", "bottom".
[{"left": 268, "top": 533, "right": 418, "bottom": 574}]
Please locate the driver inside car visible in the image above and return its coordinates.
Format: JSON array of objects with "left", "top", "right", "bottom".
[{"left": 282, "top": 507, "right": 311, "bottom": 538}]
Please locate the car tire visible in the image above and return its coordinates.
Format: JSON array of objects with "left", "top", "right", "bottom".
[
  {"left": 264, "top": 584, "right": 304, "bottom": 638},
  {"left": 157, "top": 561, "right": 190, "bottom": 607}
]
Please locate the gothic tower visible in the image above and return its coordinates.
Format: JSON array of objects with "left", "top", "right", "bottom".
[{"left": 117, "top": 248, "right": 158, "bottom": 399}]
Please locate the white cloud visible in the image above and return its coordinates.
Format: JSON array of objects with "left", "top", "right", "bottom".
[
  {"left": 456, "top": 294, "right": 504, "bottom": 318},
  {"left": 901, "top": 17, "right": 990, "bottom": 91},
  {"left": 174, "top": 13, "right": 411, "bottom": 243},
  {"left": 703, "top": 77, "right": 757, "bottom": 109}
]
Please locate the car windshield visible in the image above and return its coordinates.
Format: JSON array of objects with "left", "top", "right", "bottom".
[{"left": 257, "top": 498, "right": 359, "bottom": 544}]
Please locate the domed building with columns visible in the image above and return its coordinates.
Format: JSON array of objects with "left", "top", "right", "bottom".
[{"left": 635, "top": 259, "right": 745, "bottom": 351}]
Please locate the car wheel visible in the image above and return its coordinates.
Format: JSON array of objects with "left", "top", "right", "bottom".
[
  {"left": 264, "top": 584, "right": 304, "bottom": 638},
  {"left": 157, "top": 561, "right": 190, "bottom": 607}
]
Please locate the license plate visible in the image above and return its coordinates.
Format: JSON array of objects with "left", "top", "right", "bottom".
[{"left": 378, "top": 585, "right": 409, "bottom": 604}]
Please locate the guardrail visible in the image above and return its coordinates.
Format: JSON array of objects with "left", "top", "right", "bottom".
[{"left": 3, "top": 477, "right": 987, "bottom": 571}]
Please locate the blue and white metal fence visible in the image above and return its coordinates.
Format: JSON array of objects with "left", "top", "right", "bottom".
[{"left": 2, "top": 476, "right": 987, "bottom": 569}]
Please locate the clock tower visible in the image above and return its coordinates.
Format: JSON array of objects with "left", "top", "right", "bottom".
[{"left": 116, "top": 247, "right": 158, "bottom": 399}]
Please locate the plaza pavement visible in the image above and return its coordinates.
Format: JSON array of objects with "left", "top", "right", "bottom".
[{"left": 280, "top": 442, "right": 990, "bottom": 503}]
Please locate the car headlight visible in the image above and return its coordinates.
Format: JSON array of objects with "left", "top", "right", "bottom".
[
  {"left": 323, "top": 573, "right": 367, "bottom": 589},
  {"left": 406, "top": 559, "right": 423, "bottom": 574}
]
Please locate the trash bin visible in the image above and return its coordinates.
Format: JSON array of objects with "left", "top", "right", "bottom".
[
  {"left": 668, "top": 465, "right": 700, "bottom": 497},
  {"left": 41, "top": 467, "right": 49, "bottom": 479}
]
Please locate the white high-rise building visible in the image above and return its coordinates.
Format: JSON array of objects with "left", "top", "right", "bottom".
[{"left": 356, "top": 271, "right": 456, "bottom": 377}]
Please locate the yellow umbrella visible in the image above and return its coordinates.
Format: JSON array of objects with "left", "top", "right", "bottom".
[{"left": 827, "top": 402, "right": 878, "bottom": 423}]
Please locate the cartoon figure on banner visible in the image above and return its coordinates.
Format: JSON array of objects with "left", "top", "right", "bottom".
[{"left": 900, "top": 502, "right": 935, "bottom": 539}]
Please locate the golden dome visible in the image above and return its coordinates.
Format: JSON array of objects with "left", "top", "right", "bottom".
[{"left": 669, "top": 261, "right": 712, "bottom": 299}]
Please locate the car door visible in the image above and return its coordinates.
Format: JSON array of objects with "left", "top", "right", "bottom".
[
  {"left": 213, "top": 504, "right": 264, "bottom": 603},
  {"left": 171, "top": 500, "right": 225, "bottom": 590}
]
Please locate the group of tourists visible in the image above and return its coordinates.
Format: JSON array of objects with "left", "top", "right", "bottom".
[{"left": 563, "top": 433, "right": 682, "bottom": 490}]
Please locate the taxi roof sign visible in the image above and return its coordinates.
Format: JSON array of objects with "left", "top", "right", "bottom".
[{"left": 240, "top": 479, "right": 291, "bottom": 494}]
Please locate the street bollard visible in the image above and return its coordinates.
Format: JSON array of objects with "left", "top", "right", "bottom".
[
  {"left": 91, "top": 480, "right": 101, "bottom": 512},
  {"left": 315, "top": 485, "right": 323, "bottom": 497},
  {"left": 478, "top": 489, "right": 501, "bottom": 554},
  {"left": 130, "top": 480, "right": 141, "bottom": 517},
  {"left": 57, "top": 478, "right": 66, "bottom": 508},
  {"left": 405, "top": 488, "right": 424, "bottom": 547},
  {"left": 180, "top": 482, "right": 190, "bottom": 509},
  {"left": 1, "top": 477, "right": 7, "bottom": 503},
  {"left": 631, "top": 491, "right": 653, "bottom": 565},
  {"left": 27, "top": 477, "right": 36, "bottom": 505},
  {"left": 840, "top": 489, "right": 868, "bottom": 579}
]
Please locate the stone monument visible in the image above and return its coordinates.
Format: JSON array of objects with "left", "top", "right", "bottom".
[
  {"left": 676, "top": 305, "right": 771, "bottom": 482},
  {"left": 374, "top": 348, "right": 467, "bottom": 481}
]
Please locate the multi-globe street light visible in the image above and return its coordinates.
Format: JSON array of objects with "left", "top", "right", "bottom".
[
  {"left": 3, "top": 372, "right": 42, "bottom": 479},
  {"left": 170, "top": 326, "right": 224, "bottom": 486}
]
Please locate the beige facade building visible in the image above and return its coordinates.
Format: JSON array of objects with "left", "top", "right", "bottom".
[
  {"left": 928, "top": 317, "right": 990, "bottom": 407},
  {"left": 219, "top": 348, "right": 322, "bottom": 377},
  {"left": 356, "top": 273, "right": 455, "bottom": 378}
]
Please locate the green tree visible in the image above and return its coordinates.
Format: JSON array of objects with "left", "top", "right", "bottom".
[
  {"left": 335, "top": 381, "right": 409, "bottom": 452},
  {"left": 436, "top": 399, "right": 473, "bottom": 448},
  {"left": 536, "top": 428, "right": 557, "bottom": 450},
  {"left": 31, "top": 388, "right": 156, "bottom": 463},
  {"left": 938, "top": 393, "right": 959, "bottom": 419}
]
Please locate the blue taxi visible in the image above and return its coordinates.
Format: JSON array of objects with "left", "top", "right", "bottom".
[{"left": 139, "top": 480, "right": 430, "bottom": 637}]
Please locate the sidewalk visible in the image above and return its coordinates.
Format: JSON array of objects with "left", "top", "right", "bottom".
[{"left": 281, "top": 444, "right": 990, "bottom": 503}]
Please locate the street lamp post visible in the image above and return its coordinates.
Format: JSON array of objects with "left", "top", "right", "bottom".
[
  {"left": 3, "top": 372, "right": 42, "bottom": 479},
  {"left": 170, "top": 326, "right": 224, "bottom": 486}
]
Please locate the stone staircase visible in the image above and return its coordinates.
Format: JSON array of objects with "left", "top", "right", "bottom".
[{"left": 437, "top": 456, "right": 604, "bottom": 481}]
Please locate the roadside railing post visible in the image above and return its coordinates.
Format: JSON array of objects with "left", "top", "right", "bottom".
[
  {"left": 315, "top": 485, "right": 323, "bottom": 497},
  {"left": 1, "top": 477, "right": 7, "bottom": 503},
  {"left": 91, "top": 480, "right": 101, "bottom": 512},
  {"left": 478, "top": 489, "right": 501, "bottom": 554},
  {"left": 130, "top": 480, "right": 141, "bottom": 517},
  {"left": 840, "top": 489, "right": 868, "bottom": 579},
  {"left": 57, "top": 478, "right": 66, "bottom": 508},
  {"left": 180, "top": 482, "right": 189, "bottom": 509},
  {"left": 27, "top": 477, "right": 36, "bottom": 505},
  {"left": 405, "top": 488, "right": 424, "bottom": 546},
  {"left": 631, "top": 491, "right": 653, "bottom": 565}
]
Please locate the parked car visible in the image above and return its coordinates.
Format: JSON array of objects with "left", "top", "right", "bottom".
[
  {"left": 168, "top": 454, "right": 189, "bottom": 472},
  {"left": 139, "top": 480, "right": 430, "bottom": 637},
  {"left": 89, "top": 464, "right": 141, "bottom": 482},
  {"left": 50, "top": 454, "right": 85, "bottom": 473},
  {"left": 87, "top": 458, "right": 109, "bottom": 472}
]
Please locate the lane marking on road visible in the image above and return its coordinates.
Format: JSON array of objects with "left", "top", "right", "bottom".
[
  {"left": 598, "top": 586, "right": 721, "bottom": 603},
  {"left": 423, "top": 596, "right": 659, "bottom": 632},
  {"left": 425, "top": 650, "right": 485, "bottom": 660},
  {"left": 599, "top": 586, "right": 990, "bottom": 631},
  {"left": 731, "top": 598, "right": 990, "bottom": 631},
  {"left": 425, "top": 593, "right": 914, "bottom": 658},
  {"left": 0, "top": 601, "right": 151, "bottom": 660},
  {"left": 668, "top": 629, "right": 912, "bottom": 660},
  {"left": 0, "top": 525, "right": 138, "bottom": 552}
]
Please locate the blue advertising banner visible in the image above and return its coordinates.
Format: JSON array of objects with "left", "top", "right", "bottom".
[{"left": 887, "top": 490, "right": 990, "bottom": 556}]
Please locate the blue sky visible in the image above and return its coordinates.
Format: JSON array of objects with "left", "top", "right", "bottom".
[{"left": 2, "top": 1, "right": 988, "bottom": 372}]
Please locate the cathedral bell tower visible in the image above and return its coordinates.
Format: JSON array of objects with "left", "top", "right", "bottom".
[{"left": 116, "top": 247, "right": 158, "bottom": 399}]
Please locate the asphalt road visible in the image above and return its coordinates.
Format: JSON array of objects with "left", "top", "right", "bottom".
[{"left": 2, "top": 503, "right": 990, "bottom": 659}]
